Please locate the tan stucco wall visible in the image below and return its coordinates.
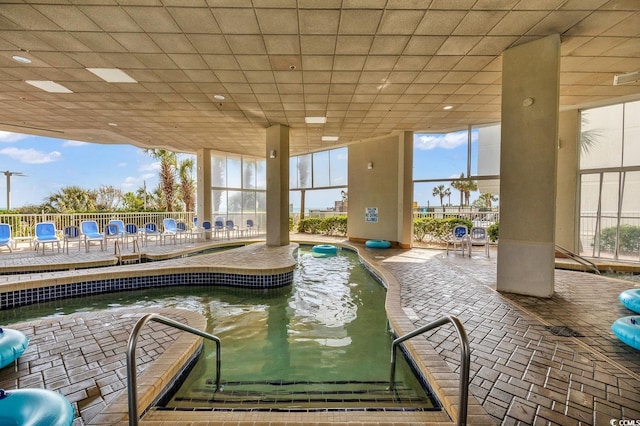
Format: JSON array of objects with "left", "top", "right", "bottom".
[
  {"left": 556, "top": 110, "right": 580, "bottom": 251},
  {"left": 347, "top": 132, "right": 413, "bottom": 248}
]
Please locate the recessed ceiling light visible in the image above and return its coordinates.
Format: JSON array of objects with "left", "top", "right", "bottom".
[
  {"left": 12, "top": 55, "right": 32, "bottom": 64},
  {"left": 108, "top": 122, "right": 118, "bottom": 127},
  {"left": 25, "top": 80, "right": 73, "bottom": 93},
  {"left": 213, "top": 94, "right": 225, "bottom": 100},
  {"left": 86, "top": 68, "right": 137, "bottom": 83},
  {"left": 443, "top": 105, "right": 453, "bottom": 110},
  {"left": 305, "top": 116, "right": 327, "bottom": 124},
  {"left": 321, "top": 136, "right": 339, "bottom": 142}
]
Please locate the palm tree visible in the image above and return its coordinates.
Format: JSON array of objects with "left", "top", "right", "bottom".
[
  {"left": 145, "top": 149, "right": 177, "bottom": 211},
  {"left": 460, "top": 178, "right": 478, "bottom": 206},
  {"left": 432, "top": 184, "right": 450, "bottom": 207},
  {"left": 450, "top": 173, "right": 465, "bottom": 207},
  {"left": 580, "top": 113, "right": 603, "bottom": 155},
  {"left": 177, "top": 157, "right": 195, "bottom": 212},
  {"left": 43, "top": 186, "right": 96, "bottom": 213},
  {"left": 478, "top": 192, "right": 498, "bottom": 208}
]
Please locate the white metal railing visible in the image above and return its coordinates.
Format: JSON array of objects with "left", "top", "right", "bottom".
[
  {"left": 413, "top": 209, "right": 499, "bottom": 227},
  {"left": 1, "top": 212, "right": 266, "bottom": 238}
]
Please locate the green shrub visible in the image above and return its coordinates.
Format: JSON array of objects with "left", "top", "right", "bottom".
[
  {"left": 321, "top": 216, "right": 348, "bottom": 236},
  {"left": 487, "top": 222, "right": 499, "bottom": 242},
  {"left": 412, "top": 217, "right": 473, "bottom": 243},
  {"left": 297, "top": 217, "right": 324, "bottom": 234},
  {"left": 289, "top": 215, "right": 295, "bottom": 231},
  {"left": 600, "top": 224, "right": 640, "bottom": 253}
]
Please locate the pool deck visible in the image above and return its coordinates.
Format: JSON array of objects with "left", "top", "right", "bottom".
[{"left": 0, "top": 235, "right": 639, "bottom": 425}]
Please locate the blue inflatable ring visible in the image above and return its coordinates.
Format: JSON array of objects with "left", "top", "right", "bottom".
[
  {"left": 311, "top": 244, "right": 338, "bottom": 254},
  {"left": 611, "top": 316, "right": 640, "bottom": 350},
  {"left": 365, "top": 240, "right": 391, "bottom": 249},
  {"left": 0, "top": 388, "right": 74, "bottom": 426},
  {"left": 619, "top": 288, "right": 640, "bottom": 314},
  {"left": 0, "top": 327, "right": 29, "bottom": 369}
]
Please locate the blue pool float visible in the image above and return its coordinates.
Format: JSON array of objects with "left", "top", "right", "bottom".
[
  {"left": 365, "top": 240, "right": 391, "bottom": 249},
  {"left": 0, "top": 388, "right": 74, "bottom": 426},
  {"left": 0, "top": 327, "right": 29, "bottom": 369},
  {"left": 611, "top": 316, "right": 640, "bottom": 350},
  {"left": 311, "top": 244, "right": 338, "bottom": 255},
  {"left": 619, "top": 288, "right": 640, "bottom": 314}
]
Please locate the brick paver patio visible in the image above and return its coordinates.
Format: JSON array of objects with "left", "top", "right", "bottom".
[{"left": 0, "top": 237, "right": 639, "bottom": 425}]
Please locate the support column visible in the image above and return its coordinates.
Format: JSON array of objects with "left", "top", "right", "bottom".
[
  {"left": 196, "top": 149, "right": 212, "bottom": 238},
  {"left": 556, "top": 110, "right": 580, "bottom": 252},
  {"left": 266, "top": 124, "right": 290, "bottom": 247},
  {"left": 497, "top": 34, "right": 560, "bottom": 298}
]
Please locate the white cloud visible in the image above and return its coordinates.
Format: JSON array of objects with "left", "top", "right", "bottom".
[
  {"left": 121, "top": 172, "right": 156, "bottom": 189},
  {"left": 0, "top": 147, "right": 62, "bottom": 164},
  {"left": 62, "top": 140, "right": 89, "bottom": 147},
  {"left": 138, "top": 161, "right": 160, "bottom": 173},
  {"left": 117, "top": 162, "right": 127, "bottom": 167},
  {"left": 415, "top": 132, "right": 468, "bottom": 150},
  {"left": 0, "top": 131, "right": 28, "bottom": 143}
]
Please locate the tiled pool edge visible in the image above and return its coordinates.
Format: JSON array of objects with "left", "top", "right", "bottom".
[
  {"left": 0, "top": 243, "right": 298, "bottom": 310},
  {"left": 352, "top": 244, "right": 495, "bottom": 425}
]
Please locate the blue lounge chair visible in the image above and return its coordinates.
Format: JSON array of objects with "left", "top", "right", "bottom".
[
  {"left": 108, "top": 219, "right": 126, "bottom": 245},
  {"left": 62, "top": 225, "right": 82, "bottom": 254},
  {"left": 162, "top": 218, "right": 178, "bottom": 245},
  {"left": 104, "top": 223, "right": 122, "bottom": 248},
  {"left": 80, "top": 220, "right": 104, "bottom": 252},
  {"left": 125, "top": 223, "right": 140, "bottom": 248},
  {"left": 212, "top": 220, "right": 224, "bottom": 239},
  {"left": 246, "top": 219, "right": 258, "bottom": 237},
  {"left": 142, "top": 223, "right": 161, "bottom": 246},
  {"left": 446, "top": 224, "right": 468, "bottom": 257},
  {"left": 34, "top": 222, "right": 61, "bottom": 254},
  {"left": 0, "top": 223, "right": 13, "bottom": 252},
  {"left": 225, "top": 220, "right": 239, "bottom": 239},
  {"left": 203, "top": 220, "right": 214, "bottom": 239}
]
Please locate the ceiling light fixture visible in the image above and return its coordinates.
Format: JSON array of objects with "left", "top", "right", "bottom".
[
  {"left": 12, "top": 55, "right": 31, "bottom": 64},
  {"left": 108, "top": 122, "right": 118, "bottom": 127},
  {"left": 321, "top": 136, "right": 339, "bottom": 142},
  {"left": 613, "top": 71, "right": 640, "bottom": 86},
  {"left": 305, "top": 116, "right": 327, "bottom": 124},
  {"left": 213, "top": 94, "right": 225, "bottom": 100},
  {"left": 443, "top": 105, "right": 453, "bottom": 110},
  {"left": 25, "top": 80, "right": 73, "bottom": 93},
  {"left": 86, "top": 68, "right": 137, "bottom": 83}
]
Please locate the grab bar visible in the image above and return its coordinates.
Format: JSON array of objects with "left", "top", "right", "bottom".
[
  {"left": 126, "top": 313, "right": 221, "bottom": 426},
  {"left": 390, "top": 315, "right": 470, "bottom": 426},
  {"left": 555, "top": 244, "right": 600, "bottom": 274}
]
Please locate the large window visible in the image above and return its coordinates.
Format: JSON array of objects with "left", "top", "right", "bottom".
[
  {"left": 290, "top": 147, "right": 348, "bottom": 216},
  {"left": 413, "top": 124, "right": 500, "bottom": 214},
  {"left": 579, "top": 100, "right": 640, "bottom": 260},
  {"left": 211, "top": 153, "right": 266, "bottom": 228}
]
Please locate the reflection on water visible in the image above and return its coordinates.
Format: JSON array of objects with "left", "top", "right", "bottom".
[{"left": 0, "top": 247, "right": 403, "bottom": 403}]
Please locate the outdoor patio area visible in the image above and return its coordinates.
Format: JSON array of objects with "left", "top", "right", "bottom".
[{"left": 0, "top": 236, "right": 638, "bottom": 425}]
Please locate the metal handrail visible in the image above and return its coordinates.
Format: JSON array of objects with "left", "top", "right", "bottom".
[
  {"left": 390, "top": 315, "right": 470, "bottom": 426},
  {"left": 555, "top": 244, "right": 600, "bottom": 274},
  {"left": 126, "top": 313, "right": 221, "bottom": 426}
]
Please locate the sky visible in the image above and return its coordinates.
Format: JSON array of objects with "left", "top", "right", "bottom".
[
  {"left": 0, "top": 129, "right": 490, "bottom": 211},
  {"left": 0, "top": 131, "right": 167, "bottom": 209}
]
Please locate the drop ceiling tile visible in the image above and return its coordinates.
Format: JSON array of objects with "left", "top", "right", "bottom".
[
  {"left": 335, "top": 36, "right": 374, "bottom": 55},
  {"left": 122, "top": 6, "right": 182, "bottom": 33},
  {"left": 212, "top": 8, "right": 261, "bottom": 34},
  {"left": 264, "top": 35, "right": 301, "bottom": 55},
  {"left": 334, "top": 56, "right": 366, "bottom": 71},
  {"left": 378, "top": 10, "right": 425, "bottom": 35},
  {"left": 299, "top": 9, "right": 340, "bottom": 34},
  {"left": 255, "top": 8, "right": 300, "bottom": 34},
  {"left": 300, "top": 36, "right": 337, "bottom": 55},
  {"left": 338, "top": 9, "right": 383, "bottom": 34},
  {"left": 226, "top": 35, "right": 267, "bottom": 55},
  {"left": 169, "top": 7, "right": 221, "bottom": 33}
]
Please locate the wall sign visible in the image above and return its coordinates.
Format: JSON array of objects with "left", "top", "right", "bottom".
[{"left": 365, "top": 207, "right": 378, "bottom": 222}]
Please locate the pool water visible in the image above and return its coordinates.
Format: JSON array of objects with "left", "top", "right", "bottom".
[{"left": 0, "top": 247, "right": 438, "bottom": 411}]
